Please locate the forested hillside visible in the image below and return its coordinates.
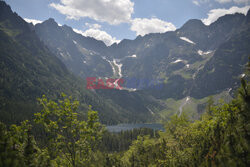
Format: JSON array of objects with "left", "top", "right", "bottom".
[{"left": 0, "top": 71, "right": 249, "bottom": 166}]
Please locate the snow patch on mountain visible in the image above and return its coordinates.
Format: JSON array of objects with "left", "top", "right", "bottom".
[
  {"left": 59, "top": 52, "right": 66, "bottom": 59},
  {"left": 102, "top": 56, "right": 116, "bottom": 76},
  {"left": 113, "top": 59, "right": 123, "bottom": 78},
  {"left": 192, "top": 66, "right": 203, "bottom": 79},
  {"left": 128, "top": 54, "right": 137, "bottom": 58},
  {"left": 101, "top": 56, "right": 137, "bottom": 91},
  {"left": 197, "top": 50, "right": 212, "bottom": 56},
  {"left": 172, "top": 59, "right": 183, "bottom": 64},
  {"left": 178, "top": 96, "right": 191, "bottom": 117},
  {"left": 180, "top": 37, "right": 195, "bottom": 44},
  {"left": 171, "top": 59, "right": 188, "bottom": 64},
  {"left": 60, "top": 52, "right": 72, "bottom": 60},
  {"left": 145, "top": 43, "right": 151, "bottom": 48},
  {"left": 241, "top": 73, "right": 246, "bottom": 78},
  {"left": 101, "top": 57, "right": 123, "bottom": 78}
]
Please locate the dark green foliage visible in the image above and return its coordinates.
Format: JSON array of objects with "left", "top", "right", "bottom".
[
  {"left": 1, "top": 95, "right": 104, "bottom": 167},
  {"left": 0, "top": 121, "right": 36, "bottom": 167},
  {"left": 0, "top": 80, "right": 249, "bottom": 166},
  {"left": 114, "top": 79, "right": 250, "bottom": 167},
  {"left": 99, "top": 128, "right": 159, "bottom": 152},
  {"left": 34, "top": 94, "right": 103, "bottom": 166}
]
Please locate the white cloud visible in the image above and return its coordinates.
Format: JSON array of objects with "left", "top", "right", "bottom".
[
  {"left": 73, "top": 28, "right": 120, "bottom": 46},
  {"left": 202, "top": 6, "right": 250, "bottom": 25},
  {"left": 73, "top": 29, "right": 85, "bottom": 36},
  {"left": 193, "top": 0, "right": 249, "bottom": 5},
  {"left": 192, "top": 0, "right": 210, "bottom": 6},
  {"left": 233, "top": 0, "right": 250, "bottom": 4},
  {"left": 24, "top": 18, "right": 42, "bottom": 25},
  {"left": 50, "top": 0, "right": 134, "bottom": 25},
  {"left": 85, "top": 23, "right": 102, "bottom": 29},
  {"left": 193, "top": 1, "right": 200, "bottom": 6},
  {"left": 130, "top": 18, "right": 176, "bottom": 36},
  {"left": 215, "top": 0, "right": 232, "bottom": 3},
  {"left": 215, "top": 0, "right": 250, "bottom": 4}
]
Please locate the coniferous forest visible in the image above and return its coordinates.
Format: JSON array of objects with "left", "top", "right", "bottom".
[{"left": 1, "top": 71, "right": 249, "bottom": 166}]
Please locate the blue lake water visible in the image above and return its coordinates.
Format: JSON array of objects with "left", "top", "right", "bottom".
[{"left": 106, "top": 123, "right": 164, "bottom": 132}]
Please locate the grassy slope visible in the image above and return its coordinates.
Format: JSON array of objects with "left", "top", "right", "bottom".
[{"left": 158, "top": 90, "right": 233, "bottom": 122}]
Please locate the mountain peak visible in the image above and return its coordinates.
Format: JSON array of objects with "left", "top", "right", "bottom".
[
  {"left": 0, "top": 0, "right": 9, "bottom": 8},
  {"left": 211, "top": 12, "right": 245, "bottom": 27},
  {"left": 182, "top": 19, "right": 205, "bottom": 29},
  {"left": 42, "top": 18, "right": 58, "bottom": 27},
  {"left": 46, "top": 18, "right": 56, "bottom": 23},
  {"left": 62, "top": 24, "right": 73, "bottom": 31},
  {"left": 178, "top": 19, "right": 207, "bottom": 36},
  {"left": 0, "top": 1, "right": 12, "bottom": 17}
]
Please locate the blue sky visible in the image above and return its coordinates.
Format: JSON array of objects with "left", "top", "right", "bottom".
[{"left": 5, "top": 0, "right": 250, "bottom": 46}]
